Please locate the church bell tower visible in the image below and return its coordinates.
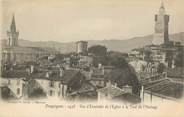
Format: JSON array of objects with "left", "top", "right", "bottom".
[{"left": 7, "top": 15, "right": 19, "bottom": 46}]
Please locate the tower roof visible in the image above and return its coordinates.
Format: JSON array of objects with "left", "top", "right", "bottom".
[
  {"left": 11, "top": 14, "right": 16, "bottom": 32},
  {"left": 160, "top": 1, "right": 164, "bottom": 9},
  {"left": 159, "top": 1, "right": 165, "bottom": 14}
]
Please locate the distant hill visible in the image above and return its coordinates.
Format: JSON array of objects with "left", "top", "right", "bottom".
[{"left": 2, "top": 32, "right": 184, "bottom": 53}]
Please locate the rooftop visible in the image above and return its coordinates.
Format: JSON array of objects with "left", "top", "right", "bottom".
[
  {"left": 113, "top": 93, "right": 141, "bottom": 104},
  {"left": 76, "top": 41, "right": 88, "bottom": 44},
  {"left": 1, "top": 70, "right": 28, "bottom": 78},
  {"left": 29, "top": 69, "right": 81, "bottom": 84},
  {"left": 145, "top": 79, "right": 184, "bottom": 99},
  {"left": 97, "top": 84, "right": 126, "bottom": 97}
]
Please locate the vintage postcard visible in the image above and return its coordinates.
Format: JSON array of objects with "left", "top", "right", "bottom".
[{"left": 0, "top": 0, "right": 184, "bottom": 117}]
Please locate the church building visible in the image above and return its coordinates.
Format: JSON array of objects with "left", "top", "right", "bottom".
[{"left": 1, "top": 15, "right": 57, "bottom": 64}]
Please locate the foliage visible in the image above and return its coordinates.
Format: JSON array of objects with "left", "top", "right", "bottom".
[
  {"left": 106, "top": 66, "right": 141, "bottom": 96},
  {"left": 90, "top": 45, "right": 141, "bottom": 95},
  {"left": 88, "top": 45, "right": 107, "bottom": 56},
  {"left": 107, "top": 53, "right": 128, "bottom": 68},
  {"left": 90, "top": 45, "right": 129, "bottom": 68},
  {"left": 92, "top": 56, "right": 108, "bottom": 67}
]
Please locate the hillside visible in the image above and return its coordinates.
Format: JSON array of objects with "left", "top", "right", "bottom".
[{"left": 1, "top": 32, "right": 184, "bottom": 53}]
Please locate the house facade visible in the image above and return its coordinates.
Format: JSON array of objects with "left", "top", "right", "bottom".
[{"left": 0, "top": 77, "right": 27, "bottom": 99}]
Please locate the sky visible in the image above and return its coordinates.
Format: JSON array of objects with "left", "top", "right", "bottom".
[{"left": 0, "top": 0, "right": 184, "bottom": 42}]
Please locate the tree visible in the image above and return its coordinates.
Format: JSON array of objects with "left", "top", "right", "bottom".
[
  {"left": 106, "top": 66, "right": 141, "bottom": 96},
  {"left": 88, "top": 45, "right": 129, "bottom": 69},
  {"left": 88, "top": 45, "right": 107, "bottom": 56},
  {"left": 107, "top": 54, "right": 128, "bottom": 68},
  {"left": 91, "top": 49, "right": 129, "bottom": 68}
]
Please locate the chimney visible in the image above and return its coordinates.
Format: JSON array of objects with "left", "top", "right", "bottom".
[
  {"left": 46, "top": 72, "right": 49, "bottom": 78},
  {"left": 30, "top": 65, "right": 34, "bottom": 73},
  {"left": 98, "top": 63, "right": 102, "bottom": 69},
  {"left": 26, "top": 68, "right": 31, "bottom": 76},
  {"left": 59, "top": 67, "right": 64, "bottom": 77}
]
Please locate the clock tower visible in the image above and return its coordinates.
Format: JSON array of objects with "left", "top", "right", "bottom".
[{"left": 152, "top": 2, "right": 169, "bottom": 45}]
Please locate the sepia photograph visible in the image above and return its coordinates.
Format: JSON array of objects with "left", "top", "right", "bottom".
[{"left": 0, "top": 0, "right": 184, "bottom": 117}]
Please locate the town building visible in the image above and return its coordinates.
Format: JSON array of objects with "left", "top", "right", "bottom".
[
  {"left": 76, "top": 41, "right": 88, "bottom": 55},
  {"left": 150, "top": 46, "right": 167, "bottom": 63},
  {"left": 141, "top": 78, "right": 184, "bottom": 103},
  {"left": 1, "top": 46, "right": 56, "bottom": 64},
  {"left": 128, "top": 50, "right": 144, "bottom": 61},
  {"left": 0, "top": 69, "right": 28, "bottom": 99},
  {"left": 28, "top": 68, "right": 86, "bottom": 99},
  {"left": 0, "top": 62, "right": 87, "bottom": 100},
  {"left": 89, "top": 67, "right": 106, "bottom": 88},
  {"left": 67, "top": 81, "right": 97, "bottom": 101},
  {"left": 88, "top": 65, "right": 115, "bottom": 88},
  {"left": 129, "top": 60, "right": 147, "bottom": 74},
  {"left": 78, "top": 55, "right": 93, "bottom": 69},
  {"left": 97, "top": 82, "right": 141, "bottom": 103}
]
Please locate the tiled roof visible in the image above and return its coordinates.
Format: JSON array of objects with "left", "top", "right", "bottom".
[
  {"left": 69, "top": 81, "right": 96, "bottom": 95},
  {"left": 61, "top": 70, "right": 80, "bottom": 84},
  {"left": 113, "top": 93, "right": 141, "bottom": 104},
  {"left": 97, "top": 85, "right": 126, "bottom": 97},
  {"left": 1, "top": 70, "right": 28, "bottom": 78},
  {"left": 90, "top": 78, "right": 105, "bottom": 81},
  {"left": 91, "top": 68, "right": 104, "bottom": 76},
  {"left": 76, "top": 41, "right": 88, "bottom": 43},
  {"left": 29, "top": 72, "right": 48, "bottom": 79},
  {"left": 167, "top": 67, "right": 184, "bottom": 78},
  {"left": 29, "top": 69, "right": 81, "bottom": 84},
  {"left": 103, "top": 66, "right": 115, "bottom": 69},
  {"left": 145, "top": 80, "right": 184, "bottom": 99}
]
